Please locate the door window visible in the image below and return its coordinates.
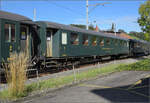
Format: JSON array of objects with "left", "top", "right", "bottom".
[
  {"left": 46, "top": 29, "right": 52, "bottom": 57},
  {"left": 21, "top": 25, "right": 28, "bottom": 40},
  {"left": 46, "top": 30, "right": 52, "bottom": 41},
  {"left": 5, "top": 23, "right": 16, "bottom": 42}
]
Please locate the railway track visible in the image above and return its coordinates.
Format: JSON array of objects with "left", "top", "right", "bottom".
[
  {"left": 0, "top": 55, "right": 148, "bottom": 84},
  {"left": 0, "top": 55, "right": 149, "bottom": 92},
  {"left": 26, "top": 55, "right": 145, "bottom": 80}
]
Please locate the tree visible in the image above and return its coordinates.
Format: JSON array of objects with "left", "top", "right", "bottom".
[
  {"left": 111, "top": 23, "right": 115, "bottom": 32},
  {"left": 128, "top": 31, "right": 145, "bottom": 40},
  {"left": 88, "top": 24, "right": 95, "bottom": 31},
  {"left": 70, "top": 24, "right": 95, "bottom": 31},
  {"left": 138, "top": 1, "right": 150, "bottom": 41},
  {"left": 70, "top": 24, "right": 86, "bottom": 29},
  {"left": 118, "top": 29, "right": 126, "bottom": 33}
]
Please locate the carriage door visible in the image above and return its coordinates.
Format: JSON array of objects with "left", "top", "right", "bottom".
[
  {"left": 3, "top": 21, "right": 19, "bottom": 60},
  {"left": 20, "top": 25, "right": 29, "bottom": 53},
  {"left": 46, "top": 29, "right": 53, "bottom": 57}
]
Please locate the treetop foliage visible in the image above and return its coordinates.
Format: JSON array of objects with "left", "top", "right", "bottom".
[
  {"left": 138, "top": 1, "right": 150, "bottom": 41},
  {"left": 70, "top": 24, "right": 95, "bottom": 31}
]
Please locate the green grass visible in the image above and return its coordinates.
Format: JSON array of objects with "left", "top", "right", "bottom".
[
  {"left": 24, "top": 64, "right": 121, "bottom": 94},
  {"left": 130, "top": 35, "right": 140, "bottom": 40},
  {"left": 0, "top": 58, "right": 150, "bottom": 100},
  {"left": 116, "top": 58, "right": 150, "bottom": 71}
]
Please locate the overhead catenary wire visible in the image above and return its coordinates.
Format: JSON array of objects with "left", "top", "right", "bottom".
[
  {"left": 0, "top": 0, "right": 147, "bottom": 1},
  {"left": 40, "top": 1, "right": 86, "bottom": 24},
  {"left": 86, "top": 0, "right": 110, "bottom": 30},
  {"left": 50, "top": 1, "right": 85, "bottom": 18},
  {"left": 33, "top": 1, "right": 86, "bottom": 23}
]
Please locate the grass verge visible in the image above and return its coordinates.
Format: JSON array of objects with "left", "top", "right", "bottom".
[
  {"left": 116, "top": 58, "right": 150, "bottom": 71},
  {"left": 0, "top": 58, "right": 150, "bottom": 100}
]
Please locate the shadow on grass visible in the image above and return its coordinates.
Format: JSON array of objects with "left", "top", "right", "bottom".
[{"left": 91, "top": 77, "right": 150, "bottom": 103}]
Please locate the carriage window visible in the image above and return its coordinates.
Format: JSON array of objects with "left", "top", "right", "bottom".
[
  {"left": 122, "top": 41, "right": 124, "bottom": 46},
  {"left": 5, "top": 23, "right": 16, "bottom": 42},
  {"left": 127, "top": 42, "right": 129, "bottom": 47},
  {"left": 21, "top": 25, "right": 28, "bottom": 40},
  {"left": 121, "top": 41, "right": 124, "bottom": 46},
  {"left": 5, "top": 24, "right": 9, "bottom": 42},
  {"left": 82, "top": 34, "right": 88, "bottom": 46},
  {"left": 122, "top": 41, "right": 125, "bottom": 46},
  {"left": 115, "top": 40, "right": 118, "bottom": 45},
  {"left": 119, "top": 41, "right": 122, "bottom": 45},
  {"left": 112, "top": 39, "right": 115, "bottom": 45},
  {"left": 123, "top": 41, "right": 125, "bottom": 46},
  {"left": 121, "top": 41, "right": 123, "bottom": 46},
  {"left": 100, "top": 39, "right": 104, "bottom": 46},
  {"left": 106, "top": 39, "right": 110, "bottom": 45},
  {"left": 111, "top": 39, "right": 114, "bottom": 44},
  {"left": 124, "top": 42, "right": 127, "bottom": 46},
  {"left": 11, "top": 24, "right": 15, "bottom": 42},
  {"left": 62, "top": 32, "right": 67, "bottom": 45},
  {"left": 134, "top": 43, "right": 138, "bottom": 48},
  {"left": 123, "top": 42, "right": 125, "bottom": 46},
  {"left": 138, "top": 42, "right": 141, "bottom": 47},
  {"left": 92, "top": 36, "right": 97, "bottom": 46},
  {"left": 46, "top": 30, "right": 52, "bottom": 41},
  {"left": 70, "top": 33, "right": 79, "bottom": 45},
  {"left": 135, "top": 42, "right": 140, "bottom": 47}
]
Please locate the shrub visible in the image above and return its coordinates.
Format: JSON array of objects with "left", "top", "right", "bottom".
[
  {"left": 5, "top": 52, "right": 29, "bottom": 98},
  {"left": 117, "top": 59, "right": 150, "bottom": 71}
]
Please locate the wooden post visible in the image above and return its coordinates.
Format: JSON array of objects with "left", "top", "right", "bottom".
[
  {"left": 73, "top": 64, "right": 77, "bottom": 83},
  {"left": 113, "top": 59, "right": 116, "bottom": 64},
  {"left": 98, "top": 62, "right": 100, "bottom": 68},
  {"left": 36, "top": 70, "right": 39, "bottom": 87},
  {"left": 36, "top": 70, "right": 39, "bottom": 80},
  {"left": 0, "top": 71, "right": 1, "bottom": 84}
]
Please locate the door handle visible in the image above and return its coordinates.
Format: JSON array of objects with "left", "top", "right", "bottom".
[{"left": 9, "top": 45, "right": 13, "bottom": 52}]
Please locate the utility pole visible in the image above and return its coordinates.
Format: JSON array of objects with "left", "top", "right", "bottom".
[
  {"left": 86, "top": 0, "right": 110, "bottom": 30},
  {"left": 114, "top": 23, "right": 117, "bottom": 36},
  {"left": 86, "top": 0, "right": 89, "bottom": 30},
  {"left": 33, "top": 8, "right": 36, "bottom": 21}
]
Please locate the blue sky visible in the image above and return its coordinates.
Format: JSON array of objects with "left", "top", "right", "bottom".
[{"left": 1, "top": 0, "right": 147, "bottom": 32}]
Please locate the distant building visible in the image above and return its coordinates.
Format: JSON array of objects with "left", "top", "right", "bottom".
[
  {"left": 95, "top": 25, "right": 100, "bottom": 32},
  {"left": 117, "top": 32, "right": 132, "bottom": 39},
  {"left": 95, "top": 24, "right": 132, "bottom": 39}
]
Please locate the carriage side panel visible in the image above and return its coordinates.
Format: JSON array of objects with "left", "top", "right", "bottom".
[
  {"left": 0, "top": 19, "right": 2, "bottom": 65},
  {"left": 59, "top": 30, "right": 129, "bottom": 57},
  {"left": 52, "top": 30, "right": 61, "bottom": 57}
]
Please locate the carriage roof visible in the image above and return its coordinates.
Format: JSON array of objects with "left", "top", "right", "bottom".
[
  {"left": 37, "top": 21, "right": 129, "bottom": 41},
  {"left": 0, "top": 10, "right": 35, "bottom": 25}
]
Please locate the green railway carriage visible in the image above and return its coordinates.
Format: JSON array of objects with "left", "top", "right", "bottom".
[
  {"left": 0, "top": 10, "right": 150, "bottom": 77},
  {"left": 37, "top": 21, "right": 129, "bottom": 59},
  {"left": 0, "top": 11, "right": 39, "bottom": 69},
  {"left": 129, "top": 39, "right": 150, "bottom": 56}
]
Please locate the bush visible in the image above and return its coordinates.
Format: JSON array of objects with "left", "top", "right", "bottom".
[
  {"left": 5, "top": 52, "right": 29, "bottom": 98},
  {"left": 117, "top": 59, "right": 150, "bottom": 71}
]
